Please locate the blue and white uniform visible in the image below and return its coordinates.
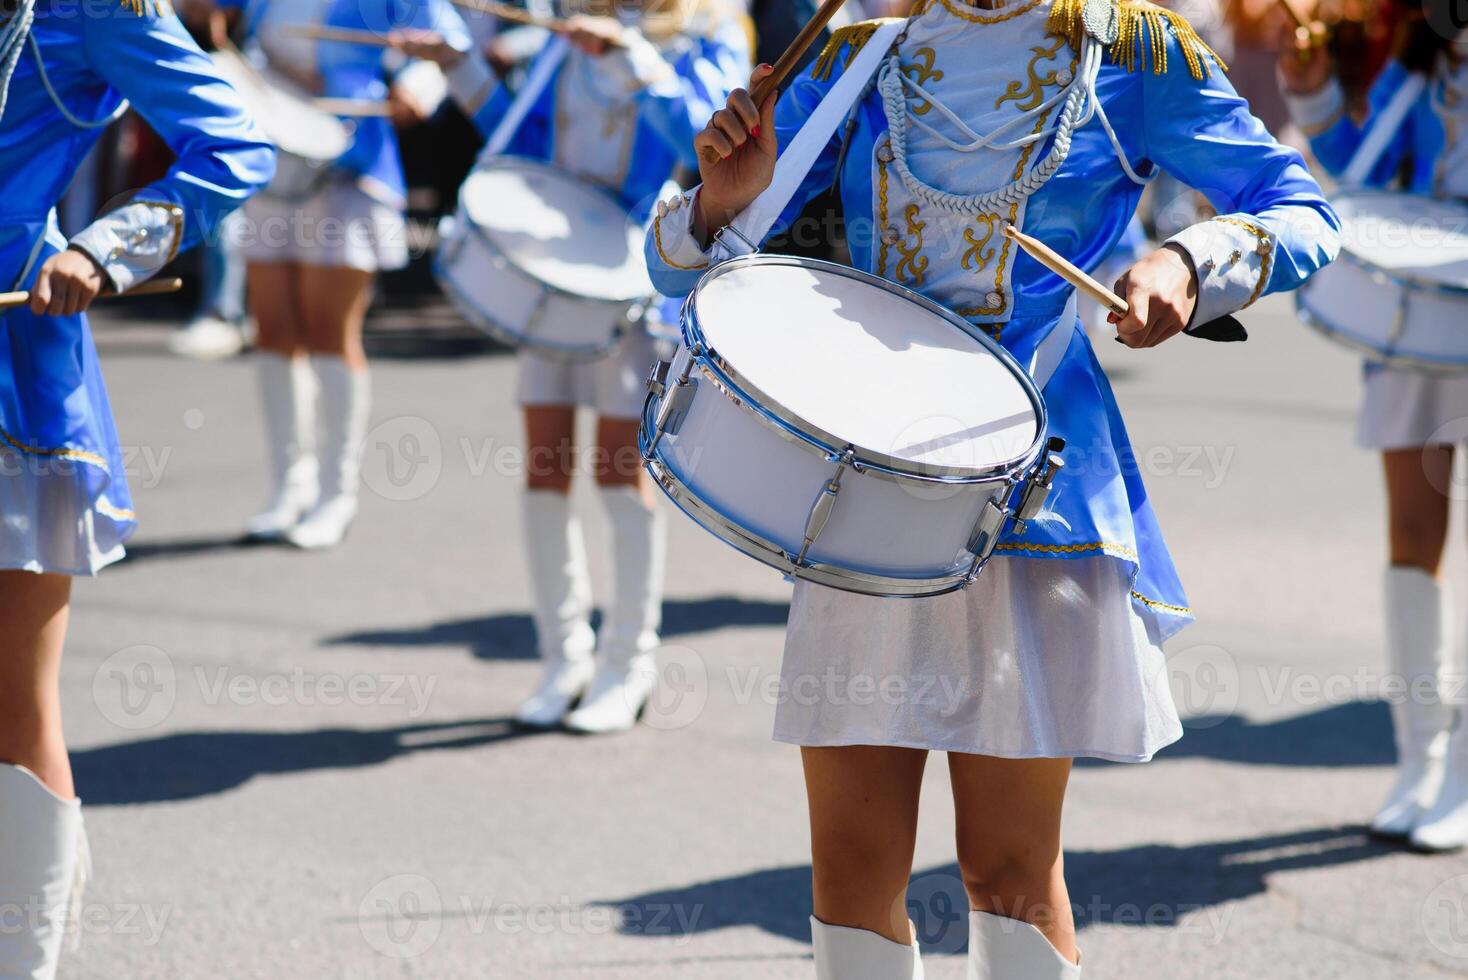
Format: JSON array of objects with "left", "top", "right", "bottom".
[
  {"left": 1287, "top": 44, "right": 1468, "bottom": 450},
  {"left": 649, "top": 0, "right": 1339, "bottom": 761},
  {"left": 228, "top": 0, "right": 470, "bottom": 271},
  {"left": 0, "top": 0, "right": 274, "bottom": 575},
  {"left": 441, "top": 5, "right": 748, "bottom": 416}
]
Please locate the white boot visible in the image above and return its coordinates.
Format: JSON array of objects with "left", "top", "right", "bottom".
[
  {"left": 1373, "top": 567, "right": 1454, "bottom": 838},
  {"left": 810, "top": 917, "right": 923, "bottom": 979},
  {"left": 516, "top": 490, "right": 596, "bottom": 728},
  {"left": 0, "top": 765, "right": 89, "bottom": 980},
  {"left": 245, "top": 352, "right": 318, "bottom": 540},
  {"left": 287, "top": 357, "right": 368, "bottom": 550},
  {"left": 565, "top": 487, "right": 666, "bottom": 735},
  {"left": 968, "top": 911, "right": 1079, "bottom": 980}
]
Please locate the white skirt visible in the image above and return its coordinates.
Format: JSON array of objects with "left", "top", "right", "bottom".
[
  {"left": 773, "top": 555, "right": 1183, "bottom": 763},
  {"left": 517, "top": 330, "right": 661, "bottom": 419},
  {"left": 1358, "top": 365, "right": 1468, "bottom": 451},
  {"left": 239, "top": 177, "right": 408, "bottom": 272}
]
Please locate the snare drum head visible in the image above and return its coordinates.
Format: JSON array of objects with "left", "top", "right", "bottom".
[
  {"left": 461, "top": 160, "right": 652, "bottom": 302},
  {"left": 210, "top": 50, "right": 351, "bottom": 161},
  {"left": 692, "top": 259, "right": 1041, "bottom": 476},
  {"left": 1335, "top": 190, "right": 1468, "bottom": 287}
]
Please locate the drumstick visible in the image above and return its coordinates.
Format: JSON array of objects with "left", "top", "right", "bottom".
[
  {"left": 1276, "top": 0, "right": 1326, "bottom": 51},
  {"left": 0, "top": 277, "right": 184, "bottom": 312},
  {"left": 750, "top": 0, "right": 847, "bottom": 104},
  {"left": 313, "top": 98, "right": 395, "bottom": 116},
  {"left": 1002, "top": 226, "right": 1248, "bottom": 343},
  {"left": 1004, "top": 226, "right": 1126, "bottom": 317},
  {"left": 449, "top": 0, "right": 568, "bottom": 32},
  {"left": 286, "top": 24, "right": 394, "bottom": 46}
]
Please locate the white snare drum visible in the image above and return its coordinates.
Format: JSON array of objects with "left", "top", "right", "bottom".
[
  {"left": 210, "top": 50, "right": 352, "bottom": 202},
  {"left": 436, "top": 158, "right": 655, "bottom": 361},
  {"left": 641, "top": 255, "right": 1064, "bottom": 598},
  {"left": 1297, "top": 190, "right": 1468, "bottom": 372}
]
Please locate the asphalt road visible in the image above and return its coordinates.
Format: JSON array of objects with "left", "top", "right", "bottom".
[{"left": 55, "top": 291, "right": 1468, "bottom": 979}]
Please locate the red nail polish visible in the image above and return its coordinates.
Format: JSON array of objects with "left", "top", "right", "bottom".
[{"left": 751, "top": 125, "right": 761, "bottom": 138}]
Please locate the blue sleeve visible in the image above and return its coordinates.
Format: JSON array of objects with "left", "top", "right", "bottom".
[
  {"left": 1138, "top": 23, "right": 1340, "bottom": 308},
  {"left": 1307, "top": 61, "right": 1415, "bottom": 185},
  {"left": 632, "top": 22, "right": 748, "bottom": 171},
  {"left": 80, "top": 3, "right": 275, "bottom": 252}
]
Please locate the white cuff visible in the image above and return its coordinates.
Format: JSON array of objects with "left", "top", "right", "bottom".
[
  {"left": 445, "top": 49, "right": 497, "bottom": 115},
  {"left": 600, "top": 28, "right": 676, "bottom": 94},
  {"left": 1165, "top": 215, "right": 1274, "bottom": 325},
  {"left": 650, "top": 189, "right": 711, "bottom": 272},
  {"left": 68, "top": 200, "right": 183, "bottom": 293},
  {"left": 393, "top": 59, "right": 449, "bottom": 115},
  {"left": 1282, "top": 77, "right": 1346, "bottom": 137}
]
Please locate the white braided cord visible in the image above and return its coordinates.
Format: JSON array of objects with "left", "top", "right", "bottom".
[{"left": 0, "top": 0, "right": 36, "bottom": 123}]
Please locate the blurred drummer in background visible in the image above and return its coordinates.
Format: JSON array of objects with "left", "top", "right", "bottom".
[
  {"left": 208, "top": 0, "right": 472, "bottom": 549},
  {"left": 391, "top": 0, "right": 747, "bottom": 734},
  {"left": 1281, "top": 0, "right": 1468, "bottom": 852}
]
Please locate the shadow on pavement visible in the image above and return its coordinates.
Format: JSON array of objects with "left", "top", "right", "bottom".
[
  {"left": 1102, "top": 701, "right": 1396, "bottom": 769},
  {"left": 597, "top": 825, "right": 1396, "bottom": 951},
  {"left": 327, "top": 596, "right": 791, "bottom": 661},
  {"left": 73, "top": 717, "right": 549, "bottom": 806},
  {"left": 113, "top": 534, "right": 285, "bottom": 565}
]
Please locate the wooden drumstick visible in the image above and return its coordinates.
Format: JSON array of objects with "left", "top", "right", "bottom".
[
  {"left": 449, "top": 0, "right": 568, "bottom": 32},
  {"left": 1003, "top": 225, "right": 1126, "bottom": 316},
  {"left": 1002, "top": 225, "right": 1248, "bottom": 343},
  {"left": 313, "top": 98, "right": 395, "bottom": 116},
  {"left": 750, "top": 0, "right": 848, "bottom": 104},
  {"left": 286, "top": 24, "right": 395, "bottom": 46},
  {"left": 0, "top": 277, "right": 184, "bottom": 312},
  {"left": 1276, "top": 0, "right": 1327, "bottom": 51}
]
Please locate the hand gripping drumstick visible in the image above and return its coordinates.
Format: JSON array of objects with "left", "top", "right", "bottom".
[
  {"left": 0, "top": 276, "right": 184, "bottom": 312},
  {"left": 1276, "top": 0, "right": 1327, "bottom": 53},
  {"left": 1002, "top": 226, "right": 1247, "bottom": 343},
  {"left": 750, "top": 0, "right": 848, "bottom": 105}
]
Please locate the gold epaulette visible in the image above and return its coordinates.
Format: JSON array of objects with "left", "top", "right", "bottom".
[
  {"left": 118, "top": 0, "right": 171, "bottom": 15},
  {"left": 1047, "top": 0, "right": 1227, "bottom": 81},
  {"left": 811, "top": 18, "right": 907, "bottom": 82}
]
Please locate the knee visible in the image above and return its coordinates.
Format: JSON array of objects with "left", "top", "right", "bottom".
[{"left": 956, "top": 838, "right": 1062, "bottom": 917}]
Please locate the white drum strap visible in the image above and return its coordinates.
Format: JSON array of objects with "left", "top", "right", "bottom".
[
  {"left": 714, "top": 20, "right": 907, "bottom": 260},
  {"left": 483, "top": 36, "right": 570, "bottom": 159},
  {"left": 1026, "top": 291, "right": 1077, "bottom": 392},
  {"left": 1342, "top": 72, "right": 1427, "bottom": 187}
]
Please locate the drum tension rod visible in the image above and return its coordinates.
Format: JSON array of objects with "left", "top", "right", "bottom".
[
  {"left": 644, "top": 358, "right": 698, "bottom": 457},
  {"left": 795, "top": 449, "right": 856, "bottom": 568},
  {"left": 1012, "top": 437, "right": 1067, "bottom": 537}
]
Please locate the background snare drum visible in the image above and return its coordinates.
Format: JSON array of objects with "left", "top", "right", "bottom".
[
  {"left": 1297, "top": 189, "right": 1468, "bottom": 372},
  {"left": 641, "top": 255, "right": 1062, "bottom": 598},
  {"left": 210, "top": 50, "right": 352, "bottom": 202},
  {"left": 435, "top": 157, "right": 655, "bottom": 361}
]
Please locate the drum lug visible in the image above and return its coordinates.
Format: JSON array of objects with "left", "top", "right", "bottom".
[
  {"left": 646, "top": 360, "right": 698, "bottom": 457},
  {"left": 1012, "top": 437, "right": 1067, "bottom": 536},
  {"left": 795, "top": 450, "right": 855, "bottom": 567},
  {"left": 646, "top": 360, "right": 671, "bottom": 398},
  {"left": 965, "top": 499, "right": 1009, "bottom": 569}
]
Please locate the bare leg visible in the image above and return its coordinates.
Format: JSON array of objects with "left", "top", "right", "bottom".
[
  {"left": 0, "top": 572, "right": 74, "bottom": 799},
  {"left": 246, "top": 261, "right": 306, "bottom": 356},
  {"left": 592, "top": 416, "right": 652, "bottom": 498},
  {"left": 1384, "top": 446, "right": 1453, "bottom": 574},
  {"left": 803, "top": 744, "right": 927, "bottom": 944},
  {"left": 298, "top": 264, "right": 374, "bottom": 365},
  {"left": 525, "top": 405, "right": 578, "bottom": 494},
  {"left": 949, "top": 753, "right": 1076, "bottom": 963}
]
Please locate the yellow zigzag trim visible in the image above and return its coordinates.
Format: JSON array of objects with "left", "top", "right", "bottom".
[
  {"left": 1047, "top": 0, "right": 1226, "bottom": 81},
  {"left": 811, "top": 18, "right": 906, "bottom": 82}
]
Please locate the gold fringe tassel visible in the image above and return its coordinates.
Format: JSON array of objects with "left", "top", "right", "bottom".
[
  {"left": 811, "top": 18, "right": 906, "bottom": 82},
  {"left": 1046, "top": 0, "right": 1226, "bottom": 81},
  {"left": 118, "top": 0, "right": 171, "bottom": 15}
]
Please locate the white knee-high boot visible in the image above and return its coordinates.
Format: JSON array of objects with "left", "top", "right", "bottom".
[
  {"left": 1373, "top": 567, "right": 1454, "bottom": 838},
  {"left": 0, "top": 765, "right": 89, "bottom": 980},
  {"left": 516, "top": 489, "right": 596, "bottom": 728},
  {"left": 245, "top": 351, "right": 317, "bottom": 540},
  {"left": 810, "top": 917, "right": 923, "bottom": 979},
  {"left": 288, "top": 356, "right": 369, "bottom": 550},
  {"left": 565, "top": 486, "right": 665, "bottom": 735},
  {"left": 967, "top": 911, "right": 1079, "bottom": 980}
]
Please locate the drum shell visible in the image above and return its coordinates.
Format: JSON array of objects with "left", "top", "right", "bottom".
[
  {"left": 435, "top": 205, "right": 638, "bottom": 362},
  {"left": 262, "top": 151, "right": 337, "bottom": 202},
  {"left": 645, "top": 345, "right": 1020, "bottom": 598},
  {"left": 1298, "top": 254, "right": 1468, "bottom": 372}
]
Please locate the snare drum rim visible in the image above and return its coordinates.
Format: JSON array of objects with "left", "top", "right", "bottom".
[
  {"left": 1295, "top": 290, "right": 1468, "bottom": 374},
  {"left": 683, "top": 254, "right": 1049, "bottom": 484},
  {"left": 461, "top": 156, "right": 657, "bottom": 305},
  {"left": 639, "top": 399, "right": 974, "bottom": 597},
  {"left": 1329, "top": 189, "right": 1468, "bottom": 298}
]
